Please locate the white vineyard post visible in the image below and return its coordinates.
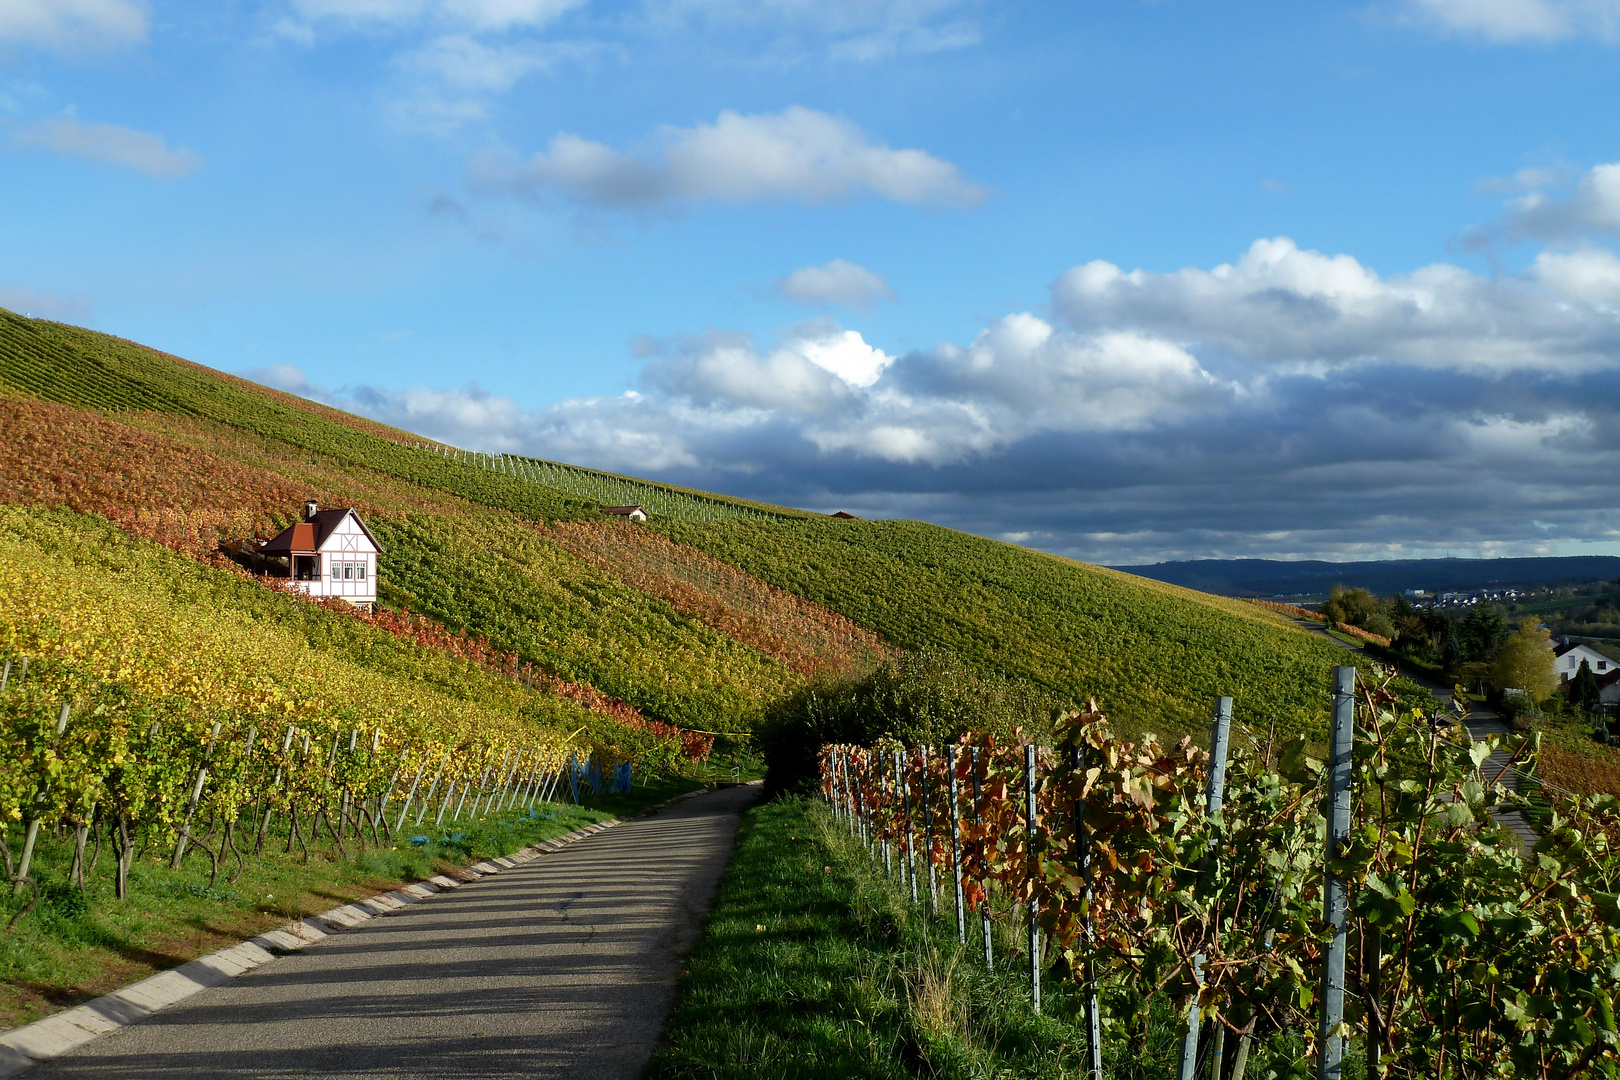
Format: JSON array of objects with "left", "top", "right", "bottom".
[
  {"left": 921, "top": 746, "right": 936, "bottom": 913},
  {"left": 414, "top": 752, "right": 449, "bottom": 827},
  {"left": 1177, "top": 695, "right": 1232, "bottom": 1080},
  {"left": 15, "top": 702, "right": 71, "bottom": 893},
  {"left": 374, "top": 741, "right": 411, "bottom": 827},
  {"left": 435, "top": 780, "right": 456, "bottom": 827},
  {"left": 898, "top": 749, "right": 917, "bottom": 904},
  {"left": 503, "top": 749, "right": 532, "bottom": 812},
  {"left": 1070, "top": 734, "right": 1103, "bottom": 1080},
  {"left": 1024, "top": 743, "right": 1040, "bottom": 1014},
  {"left": 0, "top": 658, "right": 10, "bottom": 691},
  {"left": 947, "top": 744, "right": 966, "bottom": 946},
  {"left": 970, "top": 745, "right": 994, "bottom": 968},
  {"left": 1317, "top": 668, "right": 1355, "bottom": 1080},
  {"left": 880, "top": 756, "right": 893, "bottom": 876},
  {"left": 394, "top": 754, "right": 428, "bottom": 833},
  {"left": 173, "top": 719, "right": 222, "bottom": 869}
]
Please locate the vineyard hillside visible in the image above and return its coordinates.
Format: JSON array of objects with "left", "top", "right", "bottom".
[{"left": 0, "top": 307, "right": 1357, "bottom": 741}]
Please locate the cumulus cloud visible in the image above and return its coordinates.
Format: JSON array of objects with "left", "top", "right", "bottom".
[
  {"left": 777, "top": 259, "right": 897, "bottom": 311},
  {"left": 253, "top": 234, "right": 1620, "bottom": 563},
  {"left": 0, "top": 284, "right": 92, "bottom": 322},
  {"left": 0, "top": 0, "right": 147, "bottom": 53},
  {"left": 1402, "top": 0, "right": 1620, "bottom": 41},
  {"left": 1495, "top": 160, "right": 1620, "bottom": 240},
  {"left": 14, "top": 117, "right": 202, "bottom": 178},
  {"left": 476, "top": 107, "right": 987, "bottom": 211},
  {"left": 1051, "top": 235, "right": 1620, "bottom": 374}
]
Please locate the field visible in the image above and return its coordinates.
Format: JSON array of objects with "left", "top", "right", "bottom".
[{"left": 661, "top": 519, "right": 1354, "bottom": 739}]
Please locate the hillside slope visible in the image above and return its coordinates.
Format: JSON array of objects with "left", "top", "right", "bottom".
[{"left": 0, "top": 307, "right": 1356, "bottom": 739}]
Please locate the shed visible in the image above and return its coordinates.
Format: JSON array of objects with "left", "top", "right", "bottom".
[
  {"left": 603, "top": 505, "right": 649, "bottom": 522},
  {"left": 260, "top": 500, "right": 382, "bottom": 609},
  {"left": 830, "top": 511, "right": 861, "bottom": 520}
]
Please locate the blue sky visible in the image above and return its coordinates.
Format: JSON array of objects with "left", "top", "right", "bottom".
[{"left": 6, "top": 1, "right": 1620, "bottom": 564}]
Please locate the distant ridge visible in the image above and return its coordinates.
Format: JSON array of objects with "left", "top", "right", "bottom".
[{"left": 1110, "top": 556, "right": 1620, "bottom": 598}]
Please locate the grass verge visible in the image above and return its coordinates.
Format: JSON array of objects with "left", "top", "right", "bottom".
[
  {"left": 650, "top": 796, "right": 1359, "bottom": 1079},
  {"left": 0, "top": 776, "right": 700, "bottom": 1031}
]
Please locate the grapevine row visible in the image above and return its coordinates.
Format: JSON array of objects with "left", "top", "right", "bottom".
[
  {"left": 820, "top": 675, "right": 1620, "bottom": 1078},
  {"left": 0, "top": 652, "right": 622, "bottom": 914}
]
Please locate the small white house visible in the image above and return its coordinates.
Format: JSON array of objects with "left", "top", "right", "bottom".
[
  {"left": 260, "top": 501, "right": 382, "bottom": 608},
  {"left": 603, "top": 505, "right": 649, "bottom": 522},
  {"left": 1553, "top": 641, "right": 1617, "bottom": 683}
]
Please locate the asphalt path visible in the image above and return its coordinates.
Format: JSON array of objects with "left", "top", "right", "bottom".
[{"left": 28, "top": 784, "right": 762, "bottom": 1080}]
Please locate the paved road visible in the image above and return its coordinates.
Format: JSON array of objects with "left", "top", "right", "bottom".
[
  {"left": 1291, "top": 618, "right": 1539, "bottom": 850},
  {"left": 29, "top": 784, "right": 761, "bottom": 1080}
]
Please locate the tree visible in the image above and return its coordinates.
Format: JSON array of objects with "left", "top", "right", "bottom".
[
  {"left": 1492, "top": 622, "right": 1559, "bottom": 703},
  {"left": 1458, "top": 604, "right": 1509, "bottom": 664},
  {"left": 1571, "top": 658, "right": 1601, "bottom": 711}
]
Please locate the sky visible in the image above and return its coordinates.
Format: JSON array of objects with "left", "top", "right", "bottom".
[{"left": 5, "top": 0, "right": 1620, "bottom": 565}]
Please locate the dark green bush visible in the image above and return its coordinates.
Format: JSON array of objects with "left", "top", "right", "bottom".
[{"left": 757, "top": 649, "right": 1057, "bottom": 796}]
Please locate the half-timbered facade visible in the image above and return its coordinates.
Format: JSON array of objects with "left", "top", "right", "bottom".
[{"left": 260, "top": 501, "right": 382, "bottom": 608}]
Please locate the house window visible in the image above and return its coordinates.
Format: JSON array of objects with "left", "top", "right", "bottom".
[
  {"left": 1601, "top": 661, "right": 1609, "bottom": 671},
  {"left": 343, "top": 563, "right": 354, "bottom": 580},
  {"left": 330, "top": 560, "right": 340, "bottom": 580},
  {"left": 357, "top": 562, "right": 367, "bottom": 581}
]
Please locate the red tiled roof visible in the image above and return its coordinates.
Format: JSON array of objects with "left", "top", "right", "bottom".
[{"left": 260, "top": 508, "right": 383, "bottom": 555}]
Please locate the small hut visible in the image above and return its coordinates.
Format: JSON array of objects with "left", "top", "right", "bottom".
[
  {"left": 259, "top": 501, "right": 382, "bottom": 609},
  {"left": 603, "top": 505, "right": 649, "bottom": 522}
]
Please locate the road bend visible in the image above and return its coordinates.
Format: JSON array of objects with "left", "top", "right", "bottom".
[{"left": 29, "top": 784, "right": 761, "bottom": 1080}]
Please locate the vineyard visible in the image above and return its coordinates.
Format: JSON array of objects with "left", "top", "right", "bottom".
[
  {"left": 663, "top": 518, "right": 1377, "bottom": 740},
  {"left": 820, "top": 673, "right": 1620, "bottom": 1078}
]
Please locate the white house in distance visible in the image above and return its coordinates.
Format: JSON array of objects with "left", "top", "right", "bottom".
[
  {"left": 603, "top": 505, "right": 649, "bottom": 522},
  {"left": 1553, "top": 640, "right": 1618, "bottom": 684},
  {"left": 260, "top": 501, "right": 382, "bottom": 608}
]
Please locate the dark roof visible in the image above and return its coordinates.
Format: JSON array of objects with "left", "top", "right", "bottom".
[
  {"left": 1556, "top": 640, "right": 1603, "bottom": 658},
  {"left": 603, "top": 505, "right": 647, "bottom": 516},
  {"left": 261, "top": 508, "right": 383, "bottom": 555},
  {"left": 830, "top": 511, "right": 860, "bottom": 519}
]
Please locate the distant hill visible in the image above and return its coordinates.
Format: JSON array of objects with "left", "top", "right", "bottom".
[{"left": 1112, "top": 556, "right": 1620, "bottom": 599}]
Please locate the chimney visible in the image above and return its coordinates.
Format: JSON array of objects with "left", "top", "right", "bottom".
[{"left": 305, "top": 500, "right": 319, "bottom": 521}]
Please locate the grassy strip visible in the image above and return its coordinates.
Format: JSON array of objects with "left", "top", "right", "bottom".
[
  {"left": 648, "top": 797, "right": 1116, "bottom": 1080},
  {"left": 651, "top": 797, "right": 1351, "bottom": 1079},
  {"left": 0, "top": 777, "right": 699, "bottom": 1031}
]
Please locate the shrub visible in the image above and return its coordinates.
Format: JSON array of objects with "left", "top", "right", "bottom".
[{"left": 757, "top": 649, "right": 1056, "bottom": 796}]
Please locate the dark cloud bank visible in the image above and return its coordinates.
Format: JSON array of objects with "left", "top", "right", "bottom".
[{"left": 252, "top": 175, "right": 1620, "bottom": 564}]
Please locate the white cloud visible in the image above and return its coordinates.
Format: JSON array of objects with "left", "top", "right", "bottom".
[
  {"left": 287, "top": 0, "right": 584, "bottom": 33},
  {"left": 1529, "top": 247, "right": 1620, "bottom": 306},
  {"left": 397, "top": 33, "right": 606, "bottom": 90},
  {"left": 1402, "top": 0, "right": 1620, "bottom": 41},
  {"left": 0, "top": 0, "right": 147, "bottom": 53},
  {"left": 643, "top": 0, "right": 983, "bottom": 63},
  {"left": 0, "top": 284, "right": 91, "bottom": 322},
  {"left": 1499, "top": 161, "right": 1620, "bottom": 239},
  {"left": 778, "top": 258, "right": 897, "bottom": 311},
  {"left": 14, "top": 117, "right": 202, "bottom": 178},
  {"left": 479, "top": 106, "right": 987, "bottom": 211},
  {"left": 1051, "top": 235, "right": 1620, "bottom": 374}
]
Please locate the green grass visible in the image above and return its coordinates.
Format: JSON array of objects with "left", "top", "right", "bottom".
[
  {"left": 0, "top": 776, "right": 700, "bottom": 1031},
  {"left": 662, "top": 519, "right": 1357, "bottom": 740},
  {"left": 651, "top": 797, "right": 1361, "bottom": 1080}
]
